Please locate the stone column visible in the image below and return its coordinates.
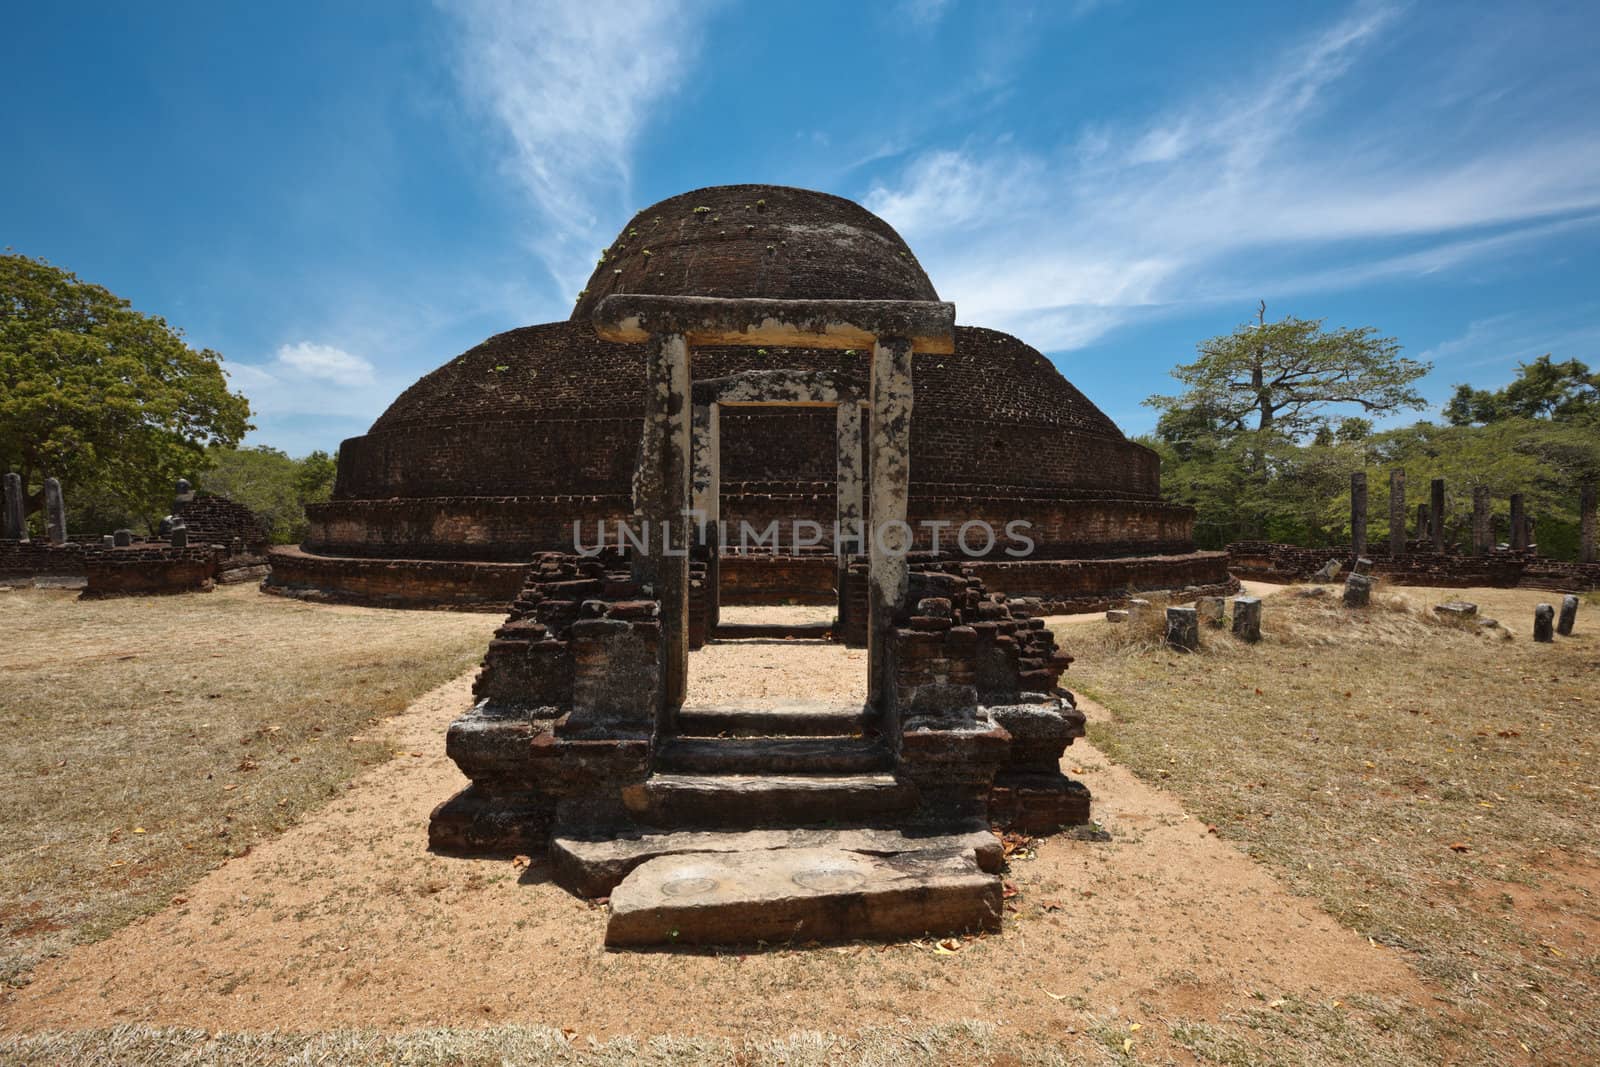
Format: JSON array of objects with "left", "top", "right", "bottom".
[
  {"left": 1472, "top": 486, "right": 1491, "bottom": 556},
  {"left": 1581, "top": 485, "right": 1596, "bottom": 564},
  {"left": 1232, "top": 596, "right": 1262, "bottom": 643},
  {"left": 1430, "top": 478, "right": 1446, "bottom": 554},
  {"left": 691, "top": 401, "right": 721, "bottom": 632},
  {"left": 1388, "top": 469, "right": 1405, "bottom": 558},
  {"left": 1557, "top": 594, "right": 1579, "bottom": 637},
  {"left": 1533, "top": 603, "right": 1554, "bottom": 643},
  {"left": 1350, "top": 472, "right": 1367, "bottom": 559},
  {"left": 1165, "top": 606, "right": 1199, "bottom": 651},
  {"left": 633, "top": 332, "right": 692, "bottom": 715},
  {"left": 835, "top": 400, "right": 865, "bottom": 634},
  {"left": 868, "top": 337, "right": 914, "bottom": 712},
  {"left": 43, "top": 478, "right": 67, "bottom": 545},
  {"left": 2, "top": 472, "right": 26, "bottom": 541},
  {"left": 1510, "top": 493, "right": 1526, "bottom": 551}
]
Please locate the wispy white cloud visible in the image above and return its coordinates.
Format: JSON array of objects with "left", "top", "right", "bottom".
[
  {"left": 862, "top": 2, "right": 1600, "bottom": 352},
  {"left": 437, "top": 0, "right": 713, "bottom": 299},
  {"left": 224, "top": 343, "right": 388, "bottom": 424},
  {"left": 274, "top": 342, "right": 376, "bottom": 388}
]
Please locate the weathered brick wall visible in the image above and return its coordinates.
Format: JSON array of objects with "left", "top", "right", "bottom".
[
  {"left": 174, "top": 495, "right": 270, "bottom": 552},
  {"left": 81, "top": 546, "right": 218, "bottom": 597},
  {"left": 334, "top": 323, "right": 1164, "bottom": 504},
  {"left": 1227, "top": 541, "right": 1600, "bottom": 591},
  {"left": 0, "top": 539, "right": 87, "bottom": 577},
  {"left": 718, "top": 554, "right": 838, "bottom": 605},
  {"left": 264, "top": 546, "right": 528, "bottom": 611},
  {"left": 305, "top": 495, "right": 631, "bottom": 560}
]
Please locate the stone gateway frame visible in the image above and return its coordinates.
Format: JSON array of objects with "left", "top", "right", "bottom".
[{"left": 428, "top": 293, "right": 1093, "bottom": 946}]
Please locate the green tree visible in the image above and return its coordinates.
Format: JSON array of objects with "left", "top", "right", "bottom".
[
  {"left": 1146, "top": 302, "right": 1429, "bottom": 444},
  {"left": 1444, "top": 354, "right": 1599, "bottom": 425},
  {"left": 200, "top": 446, "right": 336, "bottom": 544},
  {"left": 0, "top": 252, "right": 252, "bottom": 529}
]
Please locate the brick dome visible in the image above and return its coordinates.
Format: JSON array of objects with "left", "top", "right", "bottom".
[
  {"left": 570, "top": 185, "right": 938, "bottom": 322},
  {"left": 269, "top": 185, "right": 1230, "bottom": 612}
]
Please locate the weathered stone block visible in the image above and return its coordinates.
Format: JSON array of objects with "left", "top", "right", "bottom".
[
  {"left": 1165, "top": 606, "right": 1199, "bottom": 650},
  {"left": 1534, "top": 603, "right": 1554, "bottom": 642},
  {"left": 1557, "top": 594, "right": 1578, "bottom": 636},
  {"left": 1232, "top": 596, "right": 1262, "bottom": 642}
]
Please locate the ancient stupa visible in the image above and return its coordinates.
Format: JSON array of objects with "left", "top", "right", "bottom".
[
  {"left": 267, "top": 185, "right": 1233, "bottom": 614},
  {"left": 265, "top": 185, "right": 1236, "bottom": 945}
]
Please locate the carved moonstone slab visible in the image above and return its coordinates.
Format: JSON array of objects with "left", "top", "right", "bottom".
[{"left": 605, "top": 846, "right": 1000, "bottom": 946}]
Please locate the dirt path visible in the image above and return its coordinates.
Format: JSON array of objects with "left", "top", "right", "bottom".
[{"left": 1, "top": 642, "right": 1424, "bottom": 1039}]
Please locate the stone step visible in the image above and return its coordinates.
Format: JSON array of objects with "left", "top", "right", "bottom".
[
  {"left": 552, "top": 824, "right": 1001, "bottom": 897},
  {"left": 626, "top": 772, "right": 915, "bottom": 829},
  {"left": 711, "top": 621, "right": 834, "bottom": 641},
  {"left": 675, "top": 700, "right": 870, "bottom": 738},
  {"left": 656, "top": 736, "right": 891, "bottom": 775},
  {"left": 605, "top": 846, "right": 1002, "bottom": 946}
]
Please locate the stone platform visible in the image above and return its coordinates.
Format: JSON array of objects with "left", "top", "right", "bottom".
[{"left": 604, "top": 845, "right": 1002, "bottom": 947}]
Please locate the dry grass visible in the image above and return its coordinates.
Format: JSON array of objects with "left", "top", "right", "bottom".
[
  {"left": 0, "top": 585, "right": 498, "bottom": 987},
  {"left": 0, "top": 1020, "right": 1086, "bottom": 1067},
  {"left": 1060, "top": 583, "right": 1600, "bottom": 1065}
]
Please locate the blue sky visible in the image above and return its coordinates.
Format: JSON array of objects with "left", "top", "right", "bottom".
[{"left": 6, "top": 1, "right": 1599, "bottom": 455}]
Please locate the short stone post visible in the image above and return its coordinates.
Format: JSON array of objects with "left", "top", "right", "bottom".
[
  {"left": 1472, "top": 485, "right": 1491, "bottom": 556},
  {"left": 1533, "top": 603, "right": 1554, "bottom": 642},
  {"left": 43, "top": 477, "right": 67, "bottom": 544},
  {"left": 1353, "top": 556, "right": 1372, "bottom": 575},
  {"left": 1232, "top": 596, "right": 1262, "bottom": 643},
  {"left": 1557, "top": 594, "right": 1579, "bottom": 637},
  {"left": 1126, "top": 597, "right": 1152, "bottom": 622},
  {"left": 1350, "top": 472, "right": 1367, "bottom": 559},
  {"left": 171, "top": 527, "right": 189, "bottom": 548},
  {"left": 1510, "top": 494, "right": 1527, "bottom": 551},
  {"left": 1581, "top": 485, "right": 1596, "bottom": 564},
  {"left": 1430, "top": 478, "right": 1446, "bottom": 554},
  {"left": 113, "top": 528, "right": 133, "bottom": 547},
  {"left": 2, "top": 472, "right": 27, "bottom": 541},
  {"left": 1343, "top": 572, "right": 1373, "bottom": 607},
  {"left": 1165, "top": 606, "right": 1200, "bottom": 651},
  {"left": 1195, "top": 595, "right": 1226, "bottom": 627},
  {"left": 100, "top": 534, "right": 115, "bottom": 547},
  {"left": 1389, "top": 469, "right": 1406, "bottom": 558}
]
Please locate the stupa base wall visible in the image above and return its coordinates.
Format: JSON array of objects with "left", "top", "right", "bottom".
[{"left": 263, "top": 546, "right": 527, "bottom": 611}]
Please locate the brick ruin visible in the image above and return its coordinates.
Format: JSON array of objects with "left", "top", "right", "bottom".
[
  {"left": 1229, "top": 471, "right": 1600, "bottom": 592},
  {"left": 0, "top": 475, "right": 271, "bottom": 596},
  {"left": 266, "top": 184, "right": 1235, "bottom": 614},
  {"left": 428, "top": 295, "right": 1093, "bottom": 945}
]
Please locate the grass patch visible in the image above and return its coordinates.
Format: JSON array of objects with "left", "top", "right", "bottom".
[
  {"left": 1060, "top": 584, "right": 1600, "bottom": 1063},
  {"left": 0, "top": 585, "right": 497, "bottom": 987}
]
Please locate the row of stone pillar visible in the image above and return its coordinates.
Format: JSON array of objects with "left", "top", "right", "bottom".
[
  {"left": 1, "top": 473, "right": 69, "bottom": 544},
  {"left": 1353, "top": 470, "right": 1596, "bottom": 562}
]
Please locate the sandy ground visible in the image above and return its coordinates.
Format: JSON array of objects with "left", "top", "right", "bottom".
[{"left": 0, "top": 625, "right": 1424, "bottom": 1040}]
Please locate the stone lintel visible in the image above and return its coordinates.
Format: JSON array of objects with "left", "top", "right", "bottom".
[
  {"left": 593, "top": 295, "right": 956, "bottom": 354},
  {"left": 691, "top": 368, "right": 865, "bottom": 407}
]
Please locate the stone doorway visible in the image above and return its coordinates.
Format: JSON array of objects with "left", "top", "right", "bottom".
[
  {"left": 690, "top": 371, "right": 866, "bottom": 644},
  {"left": 430, "top": 294, "right": 1091, "bottom": 947}
]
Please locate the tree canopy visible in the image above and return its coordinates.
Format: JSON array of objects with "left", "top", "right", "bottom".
[
  {"left": 1444, "top": 354, "right": 1600, "bottom": 425},
  {"left": 0, "top": 252, "right": 253, "bottom": 529},
  {"left": 198, "top": 446, "right": 336, "bottom": 544},
  {"left": 1146, "top": 302, "right": 1429, "bottom": 443},
  {"left": 1147, "top": 306, "right": 1596, "bottom": 558}
]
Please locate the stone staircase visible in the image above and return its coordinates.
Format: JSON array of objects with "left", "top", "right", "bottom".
[{"left": 554, "top": 700, "right": 1006, "bottom": 947}]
